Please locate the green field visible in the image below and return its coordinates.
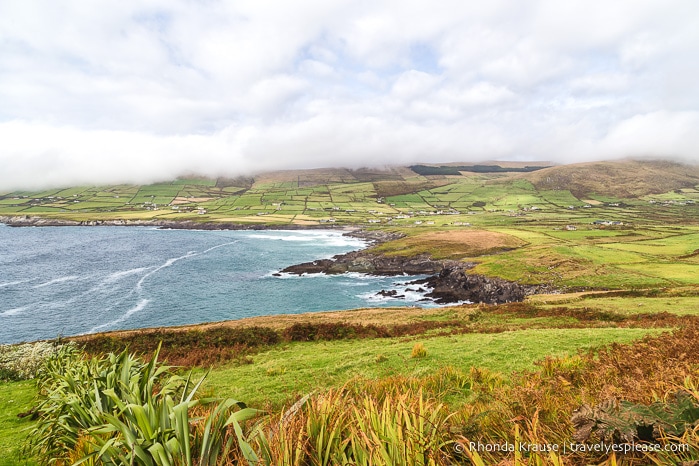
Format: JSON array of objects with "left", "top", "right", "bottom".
[
  {"left": 2, "top": 163, "right": 696, "bottom": 233},
  {"left": 0, "top": 380, "right": 35, "bottom": 465},
  {"left": 203, "top": 327, "right": 661, "bottom": 407}
]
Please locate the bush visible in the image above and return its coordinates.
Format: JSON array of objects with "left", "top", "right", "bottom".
[
  {"left": 251, "top": 388, "right": 455, "bottom": 465},
  {"left": 411, "top": 343, "right": 427, "bottom": 359},
  {"left": 0, "top": 341, "right": 66, "bottom": 381},
  {"left": 78, "top": 326, "right": 280, "bottom": 367},
  {"left": 27, "top": 344, "right": 260, "bottom": 465}
]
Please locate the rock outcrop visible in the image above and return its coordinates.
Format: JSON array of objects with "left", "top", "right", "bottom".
[
  {"left": 281, "top": 251, "right": 465, "bottom": 276},
  {"left": 283, "top": 252, "right": 552, "bottom": 304},
  {"left": 410, "top": 266, "right": 549, "bottom": 304},
  {"left": 1, "top": 215, "right": 554, "bottom": 305}
]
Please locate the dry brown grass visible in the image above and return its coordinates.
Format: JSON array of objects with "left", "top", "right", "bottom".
[
  {"left": 373, "top": 229, "right": 527, "bottom": 259},
  {"left": 170, "top": 196, "right": 214, "bottom": 204},
  {"left": 459, "top": 321, "right": 699, "bottom": 464},
  {"left": 253, "top": 168, "right": 356, "bottom": 185},
  {"left": 68, "top": 306, "right": 475, "bottom": 341}
]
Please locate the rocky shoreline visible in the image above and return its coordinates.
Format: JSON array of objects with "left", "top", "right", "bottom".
[
  {"left": 281, "top": 251, "right": 460, "bottom": 276},
  {"left": 409, "top": 267, "right": 552, "bottom": 304},
  {"left": 281, "top": 248, "right": 552, "bottom": 305}
]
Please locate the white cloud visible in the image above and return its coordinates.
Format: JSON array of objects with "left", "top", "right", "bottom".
[
  {"left": 1, "top": 0, "right": 698, "bottom": 189},
  {"left": 600, "top": 111, "right": 699, "bottom": 160}
]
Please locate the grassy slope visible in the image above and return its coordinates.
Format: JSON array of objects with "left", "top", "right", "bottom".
[
  {"left": 0, "top": 290, "right": 695, "bottom": 462},
  {"left": 203, "top": 327, "right": 662, "bottom": 408},
  {"left": 0, "top": 324, "right": 664, "bottom": 462}
]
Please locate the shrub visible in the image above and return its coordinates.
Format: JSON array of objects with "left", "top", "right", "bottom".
[
  {"left": 411, "top": 343, "right": 428, "bottom": 359},
  {"left": 251, "top": 388, "right": 455, "bottom": 466},
  {"left": 78, "top": 326, "right": 280, "bottom": 367},
  {"left": 27, "top": 344, "right": 260, "bottom": 466},
  {"left": 0, "top": 341, "right": 66, "bottom": 381},
  {"left": 375, "top": 354, "right": 388, "bottom": 363}
]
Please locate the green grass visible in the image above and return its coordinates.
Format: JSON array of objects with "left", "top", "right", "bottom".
[
  {"left": 618, "top": 263, "right": 699, "bottom": 284},
  {"left": 534, "top": 294, "right": 699, "bottom": 315},
  {"left": 600, "top": 232, "right": 699, "bottom": 256},
  {"left": 203, "top": 327, "right": 661, "bottom": 408},
  {"left": 2, "top": 165, "right": 697, "bottom": 235},
  {"left": 0, "top": 380, "right": 37, "bottom": 466}
]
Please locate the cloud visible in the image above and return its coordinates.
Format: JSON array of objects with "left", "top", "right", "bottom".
[
  {"left": 0, "top": 0, "right": 698, "bottom": 189},
  {"left": 600, "top": 111, "right": 699, "bottom": 160}
]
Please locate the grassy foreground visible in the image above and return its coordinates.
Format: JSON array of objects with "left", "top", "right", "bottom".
[
  {"left": 2, "top": 288, "right": 698, "bottom": 464},
  {"left": 202, "top": 327, "right": 661, "bottom": 408}
]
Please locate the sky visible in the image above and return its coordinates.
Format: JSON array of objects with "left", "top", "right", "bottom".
[{"left": 1, "top": 0, "right": 699, "bottom": 190}]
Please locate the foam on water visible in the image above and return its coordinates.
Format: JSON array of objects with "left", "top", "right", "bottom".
[
  {"left": 246, "top": 231, "right": 365, "bottom": 248},
  {"left": 357, "top": 280, "right": 438, "bottom": 305},
  {"left": 105, "top": 267, "right": 150, "bottom": 283},
  {"left": 136, "top": 252, "right": 196, "bottom": 289},
  {"left": 199, "top": 240, "right": 239, "bottom": 255},
  {"left": 33, "top": 275, "right": 79, "bottom": 289},
  {"left": 0, "top": 306, "right": 28, "bottom": 316},
  {"left": 246, "top": 234, "right": 316, "bottom": 242},
  {"left": 89, "top": 299, "right": 150, "bottom": 333},
  {"left": 0, "top": 279, "right": 33, "bottom": 288}
]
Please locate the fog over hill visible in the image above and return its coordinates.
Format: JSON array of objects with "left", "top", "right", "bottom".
[{"left": 1, "top": 1, "right": 699, "bottom": 190}]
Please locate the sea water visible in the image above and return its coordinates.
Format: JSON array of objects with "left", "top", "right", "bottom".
[{"left": 0, "top": 225, "right": 436, "bottom": 344}]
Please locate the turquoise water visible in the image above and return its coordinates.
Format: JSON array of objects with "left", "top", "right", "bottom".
[{"left": 0, "top": 225, "right": 435, "bottom": 343}]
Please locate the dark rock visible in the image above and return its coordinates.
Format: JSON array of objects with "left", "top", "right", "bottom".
[
  {"left": 410, "top": 266, "right": 550, "bottom": 305},
  {"left": 376, "top": 290, "right": 404, "bottom": 298},
  {"left": 281, "top": 251, "right": 466, "bottom": 276}
]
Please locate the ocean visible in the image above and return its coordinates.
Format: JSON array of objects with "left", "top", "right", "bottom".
[{"left": 0, "top": 225, "right": 436, "bottom": 344}]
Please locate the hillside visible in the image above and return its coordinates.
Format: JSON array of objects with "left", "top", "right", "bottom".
[
  {"left": 1, "top": 159, "right": 698, "bottom": 230},
  {"left": 519, "top": 159, "right": 699, "bottom": 198}
]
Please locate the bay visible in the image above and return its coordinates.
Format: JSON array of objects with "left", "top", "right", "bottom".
[{"left": 0, "top": 225, "right": 435, "bottom": 344}]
